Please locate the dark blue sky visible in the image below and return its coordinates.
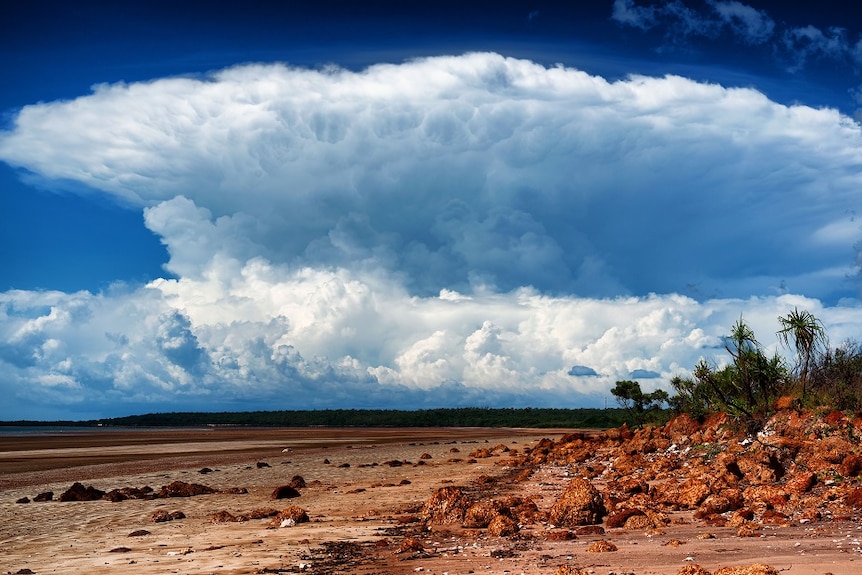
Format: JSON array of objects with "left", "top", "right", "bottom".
[{"left": 3, "top": 1, "right": 862, "bottom": 419}]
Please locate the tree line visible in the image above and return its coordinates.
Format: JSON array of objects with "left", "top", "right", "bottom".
[{"left": 2, "top": 407, "right": 629, "bottom": 429}]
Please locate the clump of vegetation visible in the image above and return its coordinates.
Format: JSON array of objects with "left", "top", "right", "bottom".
[{"left": 667, "top": 308, "right": 862, "bottom": 430}]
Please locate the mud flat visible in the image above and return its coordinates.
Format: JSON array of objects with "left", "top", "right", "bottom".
[{"left": 1, "top": 420, "right": 860, "bottom": 574}]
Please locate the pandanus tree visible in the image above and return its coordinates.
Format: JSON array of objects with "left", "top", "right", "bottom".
[{"left": 777, "top": 308, "right": 827, "bottom": 400}]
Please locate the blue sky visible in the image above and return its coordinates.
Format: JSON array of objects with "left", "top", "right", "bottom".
[{"left": 3, "top": 1, "right": 862, "bottom": 420}]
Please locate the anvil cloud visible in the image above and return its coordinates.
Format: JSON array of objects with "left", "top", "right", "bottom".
[{"left": 2, "top": 3, "right": 862, "bottom": 420}]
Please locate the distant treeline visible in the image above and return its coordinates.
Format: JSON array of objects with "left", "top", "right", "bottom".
[{"left": 1, "top": 407, "right": 629, "bottom": 429}]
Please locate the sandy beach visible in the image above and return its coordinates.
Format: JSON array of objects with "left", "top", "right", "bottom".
[{"left": 2, "top": 424, "right": 859, "bottom": 575}]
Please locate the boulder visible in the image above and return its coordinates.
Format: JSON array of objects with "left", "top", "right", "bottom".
[
  {"left": 420, "top": 486, "right": 473, "bottom": 524},
  {"left": 548, "top": 477, "right": 606, "bottom": 527}
]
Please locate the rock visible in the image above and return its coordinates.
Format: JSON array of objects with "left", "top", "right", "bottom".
[
  {"left": 838, "top": 454, "right": 862, "bottom": 477},
  {"left": 210, "top": 510, "right": 243, "bottom": 523},
  {"left": 289, "top": 475, "right": 307, "bottom": 489},
  {"left": 487, "top": 514, "right": 519, "bottom": 536},
  {"left": 247, "top": 508, "right": 279, "bottom": 519},
  {"left": 624, "top": 513, "right": 653, "bottom": 529},
  {"left": 420, "top": 486, "right": 473, "bottom": 524},
  {"left": 554, "top": 567, "right": 590, "bottom": 575},
  {"left": 548, "top": 477, "right": 606, "bottom": 527},
  {"left": 713, "top": 564, "right": 778, "bottom": 575},
  {"left": 33, "top": 491, "right": 53, "bottom": 502},
  {"left": 152, "top": 510, "right": 185, "bottom": 523},
  {"left": 59, "top": 482, "right": 105, "bottom": 502},
  {"left": 464, "top": 500, "right": 506, "bottom": 528},
  {"left": 678, "top": 565, "right": 712, "bottom": 575},
  {"left": 157, "top": 481, "right": 216, "bottom": 498},
  {"left": 606, "top": 508, "right": 646, "bottom": 528},
  {"left": 15, "top": 497, "right": 30, "bottom": 504},
  {"left": 586, "top": 540, "right": 618, "bottom": 552},
  {"left": 844, "top": 487, "right": 862, "bottom": 508},
  {"left": 784, "top": 471, "right": 816, "bottom": 494},
  {"left": 678, "top": 478, "right": 711, "bottom": 508},
  {"left": 395, "top": 537, "right": 425, "bottom": 554},
  {"left": 128, "top": 529, "right": 151, "bottom": 537},
  {"left": 271, "top": 485, "right": 301, "bottom": 499},
  {"left": 256, "top": 461, "right": 271, "bottom": 468},
  {"left": 270, "top": 505, "right": 309, "bottom": 527}
]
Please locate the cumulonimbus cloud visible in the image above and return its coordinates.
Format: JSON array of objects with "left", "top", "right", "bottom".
[
  {"left": 1, "top": 53, "right": 860, "bottom": 300},
  {"left": 1, "top": 52, "right": 862, "bottom": 418}
]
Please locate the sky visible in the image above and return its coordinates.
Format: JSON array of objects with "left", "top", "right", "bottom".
[{"left": 3, "top": 1, "right": 862, "bottom": 420}]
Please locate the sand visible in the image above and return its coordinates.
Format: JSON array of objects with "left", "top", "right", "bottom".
[{"left": 1, "top": 427, "right": 859, "bottom": 575}]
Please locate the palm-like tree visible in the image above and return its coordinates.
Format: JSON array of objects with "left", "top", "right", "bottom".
[{"left": 777, "top": 308, "right": 827, "bottom": 399}]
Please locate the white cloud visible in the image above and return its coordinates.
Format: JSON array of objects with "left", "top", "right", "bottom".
[
  {"left": 2, "top": 53, "right": 861, "bottom": 302},
  {"left": 613, "top": 1, "right": 862, "bottom": 72},
  {"left": 612, "top": 0, "right": 657, "bottom": 31},
  {"left": 2, "top": 53, "right": 862, "bottom": 418},
  {"left": 709, "top": 1, "right": 775, "bottom": 44}
]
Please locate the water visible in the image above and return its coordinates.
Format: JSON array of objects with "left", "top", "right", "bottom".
[{"left": 0, "top": 425, "right": 206, "bottom": 436}]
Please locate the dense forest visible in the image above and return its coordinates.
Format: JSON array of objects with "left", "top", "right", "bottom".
[{"left": 0, "top": 407, "right": 629, "bottom": 429}]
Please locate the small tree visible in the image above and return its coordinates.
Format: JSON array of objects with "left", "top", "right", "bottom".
[
  {"left": 777, "top": 308, "right": 827, "bottom": 400},
  {"left": 610, "top": 380, "right": 668, "bottom": 427}
]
